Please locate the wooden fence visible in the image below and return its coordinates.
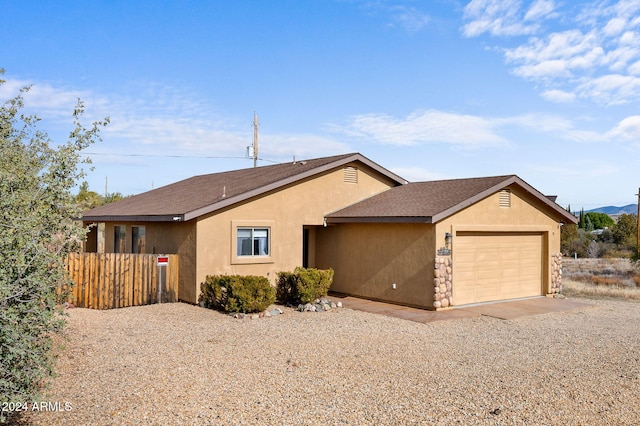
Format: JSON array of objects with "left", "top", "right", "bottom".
[{"left": 64, "top": 253, "right": 179, "bottom": 309}]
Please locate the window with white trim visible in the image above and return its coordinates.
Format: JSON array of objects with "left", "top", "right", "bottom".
[{"left": 237, "top": 227, "right": 270, "bottom": 256}]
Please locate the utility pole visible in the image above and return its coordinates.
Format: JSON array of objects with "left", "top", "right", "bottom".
[{"left": 253, "top": 112, "right": 259, "bottom": 168}]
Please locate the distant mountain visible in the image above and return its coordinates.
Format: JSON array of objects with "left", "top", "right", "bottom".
[{"left": 586, "top": 204, "right": 638, "bottom": 216}]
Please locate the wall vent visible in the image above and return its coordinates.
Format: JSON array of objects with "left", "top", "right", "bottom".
[
  {"left": 498, "top": 189, "right": 511, "bottom": 208},
  {"left": 343, "top": 166, "right": 358, "bottom": 184}
]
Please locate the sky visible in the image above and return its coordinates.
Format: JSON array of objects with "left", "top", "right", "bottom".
[{"left": 1, "top": 0, "right": 640, "bottom": 210}]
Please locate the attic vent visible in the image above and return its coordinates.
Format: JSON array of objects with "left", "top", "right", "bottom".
[
  {"left": 499, "top": 189, "right": 511, "bottom": 208},
  {"left": 343, "top": 166, "right": 358, "bottom": 184}
]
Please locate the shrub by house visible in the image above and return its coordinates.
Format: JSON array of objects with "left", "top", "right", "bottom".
[
  {"left": 199, "top": 275, "right": 275, "bottom": 313},
  {"left": 276, "top": 267, "right": 334, "bottom": 305}
]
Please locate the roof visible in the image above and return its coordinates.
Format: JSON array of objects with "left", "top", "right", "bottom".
[
  {"left": 325, "top": 175, "right": 578, "bottom": 225},
  {"left": 82, "top": 153, "right": 407, "bottom": 222}
]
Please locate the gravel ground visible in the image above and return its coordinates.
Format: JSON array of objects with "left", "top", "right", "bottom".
[{"left": 16, "top": 297, "right": 640, "bottom": 425}]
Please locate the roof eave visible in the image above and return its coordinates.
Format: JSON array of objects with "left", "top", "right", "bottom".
[
  {"left": 184, "top": 153, "right": 408, "bottom": 221},
  {"left": 325, "top": 216, "right": 433, "bottom": 224},
  {"left": 81, "top": 214, "right": 184, "bottom": 223}
]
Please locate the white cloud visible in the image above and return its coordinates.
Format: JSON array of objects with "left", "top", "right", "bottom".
[
  {"left": 463, "top": 0, "right": 640, "bottom": 104},
  {"left": 334, "top": 110, "right": 507, "bottom": 148},
  {"left": 541, "top": 89, "right": 577, "bottom": 102},
  {"left": 462, "top": 0, "right": 555, "bottom": 37},
  {"left": 628, "top": 59, "right": 640, "bottom": 73},
  {"left": 0, "top": 78, "right": 90, "bottom": 119},
  {"left": 0, "top": 77, "right": 352, "bottom": 163},
  {"left": 505, "top": 30, "right": 605, "bottom": 80},
  {"left": 576, "top": 73, "right": 640, "bottom": 104},
  {"left": 606, "top": 115, "right": 640, "bottom": 140},
  {"left": 524, "top": 0, "right": 557, "bottom": 21}
]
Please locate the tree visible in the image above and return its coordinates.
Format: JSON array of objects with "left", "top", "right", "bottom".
[
  {"left": 75, "top": 181, "right": 126, "bottom": 210},
  {"left": 585, "top": 212, "right": 615, "bottom": 230},
  {"left": 612, "top": 214, "right": 638, "bottom": 248},
  {"left": 75, "top": 181, "right": 103, "bottom": 210},
  {"left": 0, "top": 71, "right": 108, "bottom": 420},
  {"left": 561, "top": 224, "right": 580, "bottom": 256},
  {"left": 584, "top": 214, "right": 594, "bottom": 232}
]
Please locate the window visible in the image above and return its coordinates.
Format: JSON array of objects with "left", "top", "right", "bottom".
[
  {"left": 237, "top": 228, "right": 270, "bottom": 256},
  {"left": 114, "top": 225, "right": 126, "bottom": 253},
  {"left": 132, "top": 226, "right": 146, "bottom": 253}
]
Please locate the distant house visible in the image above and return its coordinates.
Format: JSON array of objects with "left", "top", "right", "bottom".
[{"left": 82, "top": 153, "right": 577, "bottom": 309}]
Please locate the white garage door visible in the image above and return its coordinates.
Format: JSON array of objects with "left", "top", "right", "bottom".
[{"left": 454, "top": 232, "right": 543, "bottom": 305}]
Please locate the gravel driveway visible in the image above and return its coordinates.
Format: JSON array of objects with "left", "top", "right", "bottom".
[{"left": 20, "top": 297, "right": 640, "bottom": 425}]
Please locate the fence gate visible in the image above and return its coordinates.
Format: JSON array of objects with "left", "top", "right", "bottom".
[{"left": 64, "top": 253, "right": 179, "bottom": 309}]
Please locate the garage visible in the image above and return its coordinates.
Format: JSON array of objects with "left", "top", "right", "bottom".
[
  {"left": 454, "top": 232, "right": 544, "bottom": 305},
  {"left": 324, "top": 174, "right": 576, "bottom": 309}
]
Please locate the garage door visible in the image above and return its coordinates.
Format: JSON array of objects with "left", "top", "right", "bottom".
[{"left": 454, "top": 232, "right": 543, "bottom": 305}]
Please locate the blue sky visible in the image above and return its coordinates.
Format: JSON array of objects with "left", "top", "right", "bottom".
[{"left": 1, "top": 0, "right": 639, "bottom": 209}]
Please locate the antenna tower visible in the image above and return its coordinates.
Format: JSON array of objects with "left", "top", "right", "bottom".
[{"left": 253, "top": 112, "right": 259, "bottom": 168}]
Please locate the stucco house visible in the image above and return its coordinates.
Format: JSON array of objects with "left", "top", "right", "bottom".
[
  {"left": 82, "top": 153, "right": 576, "bottom": 309},
  {"left": 82, "top": 153, "right": 406, "bottom": 304}
]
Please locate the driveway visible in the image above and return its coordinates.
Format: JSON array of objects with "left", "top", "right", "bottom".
[{"left": 330, "top": 294, "right": 592, "bottom": 322}]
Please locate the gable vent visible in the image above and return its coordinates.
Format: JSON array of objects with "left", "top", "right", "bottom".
[
  {"left": 498, "top": 189, "right": 511, "bottom": 208},
  {"left": 343, "top": 166, "right": 358, "bottom": 184}
]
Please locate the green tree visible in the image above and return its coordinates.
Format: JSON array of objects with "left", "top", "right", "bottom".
[
  {"left": 75, "top": 181, "right": 126, "bottom": 210},
  {"left": 561, "top": 224, "right": 579, "bottom": 256},
  {"left": 612, "top": 214, "right": 638, "bottom": 249},
  {"left": 584, "top": 214, "right": 594, "bottom": 232},
  {"left": 75, "top": 181, "right": 103, "bottom": 210},
  {"left": 585, "top": 212, "right": 615, "bottom": 230},
  {"left": 0, "top": 72, "right": 108, "bottom": 421},
  {"left": 578, "top": 208, "right": 585, "bottom": 229}
]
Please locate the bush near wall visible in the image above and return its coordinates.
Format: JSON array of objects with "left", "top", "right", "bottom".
[
  {"left": 199, "top": 275, "right": 275, "bottom": 313},
  {"left": 276, "top": 267, "right": 334, "bottom": 305}
]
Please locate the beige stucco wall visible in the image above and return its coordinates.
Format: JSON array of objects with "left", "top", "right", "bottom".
[
  {"left": 316, "top": 222, "right": 436, "bottom": 309},
  {"left": 435, "top": 184, "right": 563, "bottom": 296},
  {"left": 192, "top": 163, "right": 398, "bottom": 304}
]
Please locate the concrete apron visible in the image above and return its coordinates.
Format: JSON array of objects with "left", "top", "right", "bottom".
[{"left": 330, "top": 295, "right": 593, "bottom": 323}]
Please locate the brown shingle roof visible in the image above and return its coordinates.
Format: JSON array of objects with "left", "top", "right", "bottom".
[
  {"left": 326, "top": 175, "right": 577, "bottom": 224},
  {"left": 82, "top": 153, "right": 406, "bottom": 222}
]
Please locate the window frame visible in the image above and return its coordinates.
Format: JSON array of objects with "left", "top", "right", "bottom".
[
  {"left": 231, "top": 220, "right": 275, "bottom": 265},
  {"left": 236, "top": 227, "right": 270, "bottom": 257}
]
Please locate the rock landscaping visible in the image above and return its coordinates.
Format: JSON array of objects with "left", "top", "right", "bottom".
[{"left": 21, "top": 297, "right": 640, "bottom": 425}]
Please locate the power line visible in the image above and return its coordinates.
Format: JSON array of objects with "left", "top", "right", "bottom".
[{"left": 82, "top": 152, "right": 281, "bottom": 164}]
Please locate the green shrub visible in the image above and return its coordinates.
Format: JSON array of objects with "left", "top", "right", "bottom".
[
  {"left": 0, "top": 73, "right": 108, "bottom": 422},
  {"left": 199, "top": 275, "right": 275, "bottom": 313},
  {"left": 276, "top": 267, "right": 334, "bottom": 305}
]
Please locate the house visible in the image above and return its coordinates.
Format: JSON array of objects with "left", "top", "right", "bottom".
[
  {"left": 81, "top": 153, "right": 406, "bottom": 304},
  {"left": 82, "top": 153, "right": 577, "bottom": 309}
]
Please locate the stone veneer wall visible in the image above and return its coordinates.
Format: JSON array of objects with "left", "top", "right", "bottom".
[
  {"left": 434, "top": 257, "right": 453, "bottom": 309},
  {"left": 550, "top": 253, "right": 563, "bottom": 294}
]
